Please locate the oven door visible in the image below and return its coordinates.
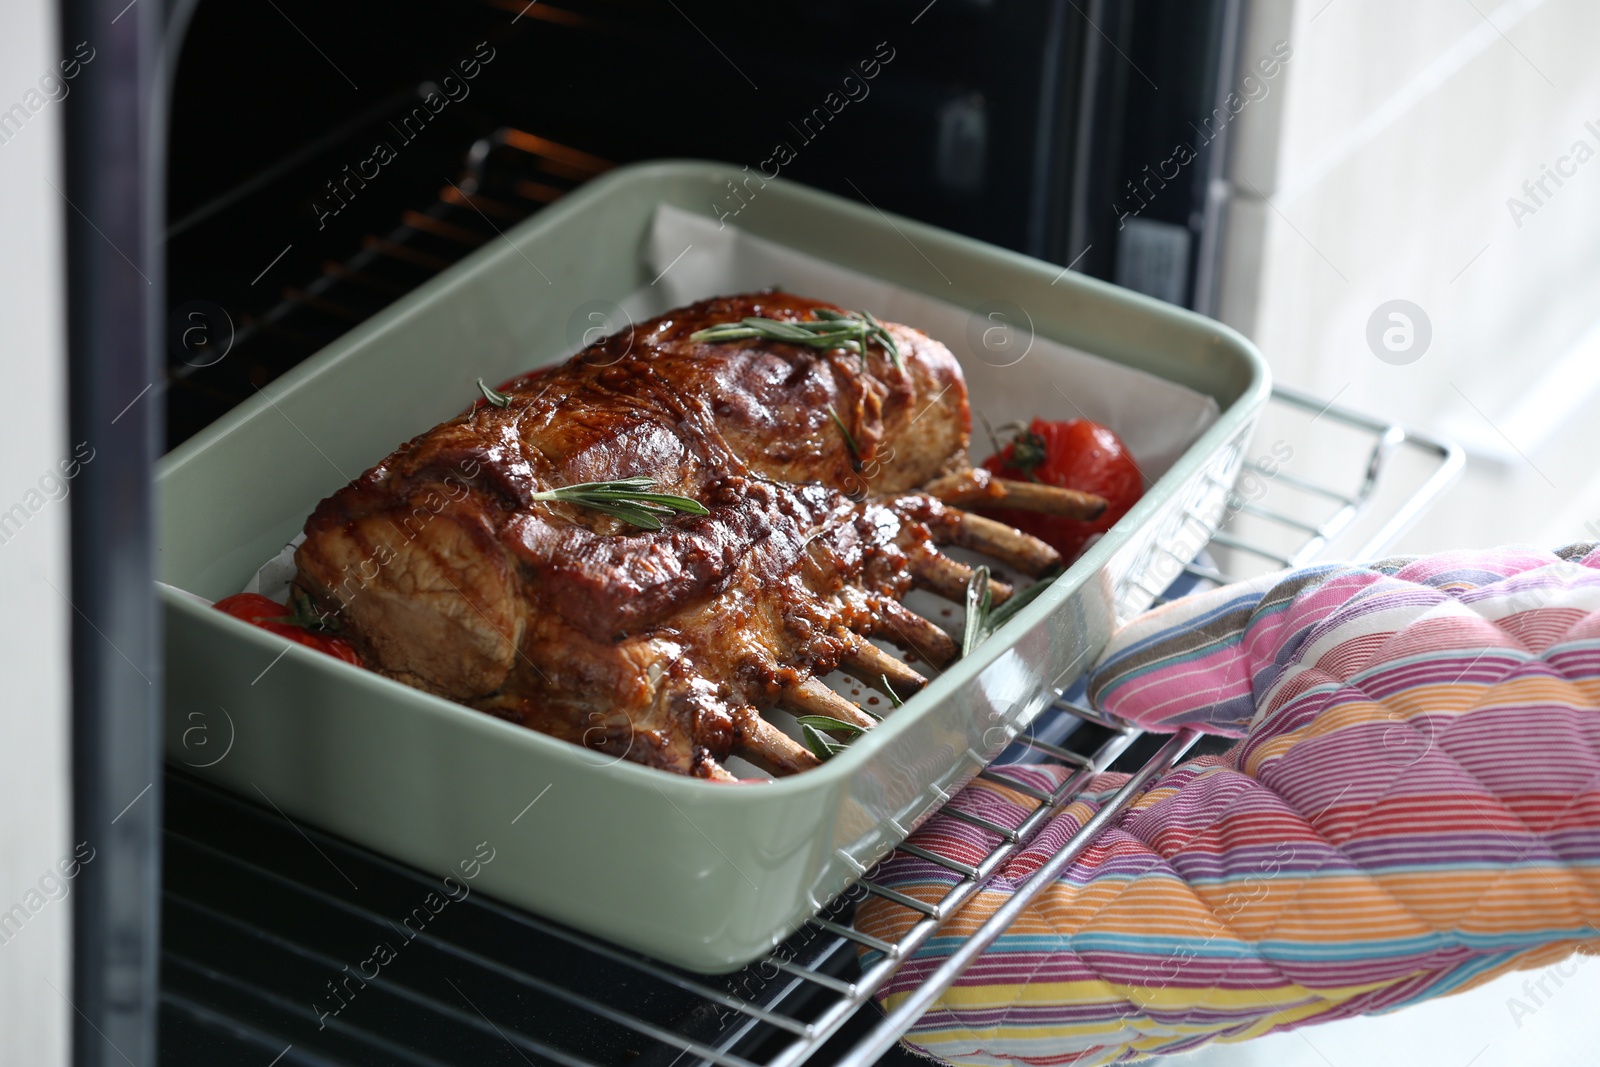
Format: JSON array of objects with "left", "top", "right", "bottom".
[{"left": 0, "top": 2, "right": 75, "bottom": 1064}]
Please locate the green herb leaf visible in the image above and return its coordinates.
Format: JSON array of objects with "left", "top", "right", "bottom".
[
  {"left": 801, "top": 722, "right": 849, "bottom": 762},
  {"left": 962, "top": 564, "right": 995, "bottom": 659},
  {"left": 530, "top": 477, "right": 708, "bottom": 532},
  {"left": 985, "top": 565, "right": 1062, "bottom": 632},
  {"left": 793, "top": 715, "right": 866, "bottom": 737},
  {"left": 881, "top": 676, "right": 903, "bottom": 709},
  {"left": 985, "top": 566, "right": 1062, "bottom": 633},
  {"left": 861, "top": 309, "right": 903, "bottom": 372},
  {"left": 743, "top": 316, "right": 822, "bottom": 344},
  {"left": 689, "top": 307, "right": 902, "bottom": 371},
  {"left": 961, "top": 566, "right": 1064, "bottom": 657},
  {"left": 809, "top": 309, "right": 868, "bottom": 368},
  {"left": 477, "top": 377, "right": 512, "bottom": 408},
  {"left": 827, "top": 404, "right": 860, "bottom": 460}
]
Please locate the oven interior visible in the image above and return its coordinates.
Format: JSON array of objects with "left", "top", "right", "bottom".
[{"left": 164, "top": 0, "right": 1235, "bottom": 446}]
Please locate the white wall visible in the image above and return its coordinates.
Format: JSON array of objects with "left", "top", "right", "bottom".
[
  {"left": 0, "top": 0, "right": 74, "bottom": 1063},
  {"left": 1220, "top": 0, "right": 1600, "bottom": 555}
]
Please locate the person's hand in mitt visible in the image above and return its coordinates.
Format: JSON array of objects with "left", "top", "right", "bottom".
[{"left": 857, "top": 545, "right": 1600, "bottom": 1065}]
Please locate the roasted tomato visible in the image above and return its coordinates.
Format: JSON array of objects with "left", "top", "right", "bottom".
[
  {"left": 980, "top": 418, "right": 1144, "bottom": 561},
  {"left": 213, "top": 593, "right": 364, "bottom": 667}
]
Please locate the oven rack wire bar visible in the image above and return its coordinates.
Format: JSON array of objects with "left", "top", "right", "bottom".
[
  {"left": 837, "top": 729, "right": 1202, "bottom": 1067},
  {"left": 158, "top": 693, "right": 1149, "bottom": 1067},
  {"left": 1264, "top": 384, "right": 1463, "bottom": 565},
  {"left": 1131, "top": 386, "right": 1464, "bottom": 610},
  {"left": 168, "top": 125, "right": 611, "bottom": 407}
]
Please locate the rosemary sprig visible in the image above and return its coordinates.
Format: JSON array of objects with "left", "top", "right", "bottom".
[
  {"left": 530, "top": 477, "right": 708, "bottom": 531},
  {"left": 864, "top": 311, "right": 902, "bottom": 370},
  {"left": 881, "top": 676, "right": 903, "bottom": 709},
  {"left": 689, "top": 308, "right": 903, "bottom": 371},
  {"left": 477, "top": 377, "right": 512, "bottom": 408},
  {"left": 794, "top": 714, "right": 866, "bottom": 737},
  {"left": 797, "top": 702, "right": 881, "bottom": 761},
  {"left": 801, "top": 722, "right": 849, "bottom": 762},
  {"left": 813, "top": 308, "right": 904, "bottom": 372},
  {"left": 987, "top": 565, "right": 1062, "bottom": 630},
  {"left": 960, "top": 564, "right": 1065, "bottom": 657},
  {"left": 961, "top": 565, "right": 995, "bottom": 659},
  {"left": 827, "top": 404, "right": 860, "bottom": 459}
]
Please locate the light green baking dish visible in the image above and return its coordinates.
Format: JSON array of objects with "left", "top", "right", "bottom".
[{"left": 158, "top": 160, "right": 1268, "bottom": 972}]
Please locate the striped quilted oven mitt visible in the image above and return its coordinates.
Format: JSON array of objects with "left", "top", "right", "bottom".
[{"left": 855, "top": 545, "right": 1600, "bottom": 1065}]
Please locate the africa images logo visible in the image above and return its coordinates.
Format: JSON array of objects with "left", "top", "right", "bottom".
[{"left": 1366, "top": 300, "right": 1432, "bottom": 366}]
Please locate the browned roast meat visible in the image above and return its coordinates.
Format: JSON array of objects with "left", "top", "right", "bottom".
[{"left": 293, "top": 293, "right": 1101, "bottom": 778}]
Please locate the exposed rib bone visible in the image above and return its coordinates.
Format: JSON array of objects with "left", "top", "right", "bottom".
[
  {"left": 778, "top": 676, "right": 878, "bottom": 730},
  {"left": 869, "top": 599, "right": 958, "bottom": 668},
  {"left": 924, "top": 469, "right": 1107, "bottom": 520},
  {"left": 840, "top": 640, "right": 928, "bottom": 697},
  {"left": 909, "top": 547, "right": 1013, "bottom": 604},
  {"left": 736, "top": 713, "right": 820, "bottom": 775},
  {"left": 701, "top": 757, "right": 740, "bottom": 782},
  {"left": 991, "top": 478, "right": 1106, "bottom": 519},
  {"left": 943, "top": 512, "right": 1062, "bottom": 577}
]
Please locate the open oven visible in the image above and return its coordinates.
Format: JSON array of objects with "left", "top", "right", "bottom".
[
  {"left": 46, "top": 1, "right": 1452, "bottom": 1064},
  {"left": 159, "top": 0, "right": 1249, "bottom": 449}
]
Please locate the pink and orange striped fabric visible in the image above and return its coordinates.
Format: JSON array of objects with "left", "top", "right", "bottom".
[{"left": 857, "top": 545, "right": 1600, "bottom": 1065}]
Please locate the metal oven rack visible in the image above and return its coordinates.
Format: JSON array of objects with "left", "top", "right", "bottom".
[{"left": 158, "top": 389, "right": 1462, "bottom": 1067}]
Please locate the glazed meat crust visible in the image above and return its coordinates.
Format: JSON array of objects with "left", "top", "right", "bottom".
[
  {"left": 573, "top": 292, "right": 973, "bottom": 494},
  {"left": 295, "top": 293, "right": 983, "bottom": 776}
]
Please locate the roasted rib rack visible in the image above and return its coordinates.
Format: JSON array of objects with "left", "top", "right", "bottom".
[{"left": 294, "top": 292, "right": 1106, "bottom": 778}]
